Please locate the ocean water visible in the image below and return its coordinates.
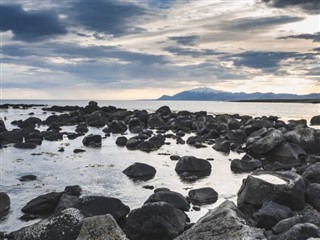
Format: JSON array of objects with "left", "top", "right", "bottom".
[{"left": 0, "top": 100, "right": 319, "bottom": 233}]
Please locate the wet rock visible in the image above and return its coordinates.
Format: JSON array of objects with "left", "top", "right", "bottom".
[
  {"left": 0, "top": 129, "right": 24, "bottom": 143},
  {"left": 156, "top": 106, "right": 172, "bottom": 116},
  {"left": 253, "top": 201, "right": 292, "bottom": 230},
  {"left": 25, "top": 138, "right": 43, "bottom": 145},
  {"left": 64, "top": 185, "right": 82, "bottom": 197},
  {"left": 271, "top": 142, "right": 307, "bottom": 159},
  {"left": 103, "top": 120, "right": 127, "bottom": 134},
  {"left": 125, "top": 202, "right": 186, "bottom": 240},
  {"left": 148, "top": 114, "right": 167, "bottom": 129},
  {"left": 310, "top": 115, "right": 320, "bottom": 126},
  {"left": 302, "top": 162, "right": 320, "bottom": 184},
  {"left": 175, "top": 200, "right": 266, "bottom": 240},
  {"left": 305, "top": 183, "right": 320, "bottom": 211},
  {"left": 54, "top": 194, "right": 81, "bottom": 213},
  {"left": 0, "top": 192, "right": 10, "bottom": 214},
  {"left": 288, "top": 119, "right": 307, "bottom": 129},
  {"left": 75, "top": 124, "right": 88, "bottom": 134},
  {"left": 212, "top": 138, "right": 230, "bottom": 154},
  {"left": 285, "top": 127, "right": 319, "bottom": 153},
  {"left": 188, "top": 187, "right": 218, "bottom": 205},
  {"left": 14, "top": 142, "right": 37, "bottom": 149},
  {"left": 73, "top": 149, "right": 86, "bottom": 153},
  {"left": 74, "top": 196, "right": 130, "bottom": 221},
  {"left": 230, "top": 158, "right": 262, "bottom": 173},
  {"left": 154, "top": 188, "right": 171, "bottom": 193},
  {"left": 18, "top": 117, "right": 42, "bottom": 128},
  {"left": 143, "top": 185, "right": 154, "bottom": 190},
  {"left": 129, "top": 117, "right": 142, "bottom": 132},
  {"left": 170, "top": 155, "right": 180, "bottom": 161},
  {"left": 10, "top": 208, "right": 84, "bottom": 240},
  {"left": 123, "top": 162, "right": 156, "bottom": 180},
  {"left": 21, "top": 192, "right": 63, "bottom": 215},
  {"left": 272, "top": 216, "right": 302, "bottom": 234},
  {"left": 67, "top": 133, "right": 81, "bottom": 140},
  {"left": 125, "top": 137, "right": 142, "bottom": 150},
  {"left": 77, "top": 214, "right": 128, "bottom": 240},
  {"left": 275, "top": 223, "right": 320, "bottom": 240},
  {"left": 175, "top": 156, "right": 211, "bottom": 175},
  {"left": 237, "top": 171, "right": 306, "bottom": 210},
  {"left": 19, "top": 175, "right": 37, "bottom": 182},
  {"left": 263, "top": 161, "right": 303, "bottom": 171},
  {"left": 251, "top": 129, "right": 284, "bottom": 154},
  {"left": 45, "top": 132, "right": 63, "bottom": 141},
  {"left": 227, "top": 129, "right": 247, "bottom": 144},
  {"left": 145, "top": 191, "right": 190, "bottom": 211},
  {"left": 58, "top": 147, "right": 65, "bottom": 152},
  {"left": 116, "top": 136, "right": 127, "bottom": 146},
  {"left": 82, "top": 134, "right": 102, "bottom": 147}
]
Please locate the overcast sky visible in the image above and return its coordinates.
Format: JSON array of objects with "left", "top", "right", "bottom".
[{"left": 1, "top": 0, "right": 319, "bottom": 99}]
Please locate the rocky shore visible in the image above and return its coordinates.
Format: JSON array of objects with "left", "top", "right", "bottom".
[{"left": 0, "top": 101, "right": 320, "bottom": 239}]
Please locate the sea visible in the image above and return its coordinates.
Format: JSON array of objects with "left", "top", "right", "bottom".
[{"left": 0, "top": 100, "right": 319, "bottom": 232}]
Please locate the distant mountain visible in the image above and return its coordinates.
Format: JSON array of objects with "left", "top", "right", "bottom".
[{"left": 158, "top": 87, "right": 320, "bottom": 101}]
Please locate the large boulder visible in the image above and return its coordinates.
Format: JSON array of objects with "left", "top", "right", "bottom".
[
  {"left": 175, "top": 156, "right": 211, "bottom": 174},
  {"left": 74, "top": 196, "right": 130, "bottom": 221},
  {"left": 275, "top": 223, "right": 320, "bottom": 240},
  {"left": 284, "top": 127, "right": 319, "bottom": 153},
  {"left": 305, "top": 183, "right": 320, "bottom": 211},
  {"left": 22, "top": 192, "right": 62, "bottom": 215},
  {"left": 10, "top": 208, "right": 84, "bottom": 240},
  {"left": 230, "top": 158, "right": 262, "bottom": 173},
  {"left": 123, "top": 163, "right": 156, "bottom": 180},
  {"left": 82, "top": 134, "right": 102, "bottom": 147},
  {"left": 125, "top": 202, "right": 186, "bottom": 240},
  {"left": 212, "top": 138, "right": 230, "bottom": 154},
  {"left": 187, "top": 187, "right": 218, "bottom": 205},
  {"left": 310, "top": 115, "right": 320, "bottom": 126},
  {"left": 76, "top": 214, "right": 128, "bottom": 240},
  {"left": 116, "top": 136, "right": 128, "bottom": 146},
  {"left": 237, "top": 171, "right": 306, "bottom": 210},
  {"left": 104, "top": 120, "right": 128, "bottom": 134},
  {"left": 302, "top": 162, "right": 320, "bottom": 184},
  {"left": 54, "top": 194, "right": 81, "bottom": 213},
  {"left": 251, "top": 129, "right": 284, "bottom": 154},
  {"left": 0, "top": 192, "right": 10, "bottom": 214},
  {"left": 270, "top": 142, "right": 307, "bottom": 159},
  {"left": 144, "top": 191, "right": 190, "bottom": 211},
  {"left": 174, "top": 200, "right": 266, "bottom": 240}
]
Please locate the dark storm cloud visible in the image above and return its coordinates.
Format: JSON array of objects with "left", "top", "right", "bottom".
[
  {"left": 66, "top": 0, "right": 148, "bottom": 37},
  {"left": 165, "top": 46, "right": 225, "bottom": 58},
  {"left": 1, "top": 4, "right": 67, "bottom": 41},
  {"left": 260, "top": 0, "right": 320, "bottom": 14},
  {"left": 224, "top": 16, "right": 304, "bottom": 31},
  {"left": 168, "top": 35, "right": 199, "bottom": 46},
  {"left": 278, "top": 33, "right": 320, "bottom": 42}
]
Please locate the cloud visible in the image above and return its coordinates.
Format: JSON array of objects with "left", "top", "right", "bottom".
[
  {"left": 1, "top": 4, "right": 67, "bottom": 41},
  {"left": 65, "top": 0, "right": 149, "bottom": 37},
  {"left": 168, "top": 35, "right": 199, "bottom": 46},
  {"left": 260, "top": 0, "right": 320, "bottom": 14},
  {"left": 224, "top": 16, "right": 304, "bottom": 31},
  {"left": 278, "top": 32, "right": 320, "bottom": 42},
  {"left": 165, "top": 46, "right": 225, "bottom": 58}
]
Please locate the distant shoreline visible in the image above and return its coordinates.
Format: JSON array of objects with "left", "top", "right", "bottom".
[{"left": 235, "top": 99, "right": 320, "bottom": 104}]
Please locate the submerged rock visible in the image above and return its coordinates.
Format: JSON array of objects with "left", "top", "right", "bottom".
[
  {"left": 175, "top": 156, "right": 211, "bottom": 174},
  {"left": 123, "top": 162, "right": 156, "bottom": 180},
  {"left": 187, "top": 187, "right": 218, "bottom": 205},
  {"left": 125, "top": 202, "right": 186, "bottom": 240},
  {"left": 175, "top": 200, "right": 266, "bottom": 240},
  {"left": 18, "top": 175, "right": 37, "bottom": 182}
]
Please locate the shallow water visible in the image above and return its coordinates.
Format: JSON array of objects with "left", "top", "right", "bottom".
[{"left": 0, "top": 100, "right": 319, "bottom": 232}]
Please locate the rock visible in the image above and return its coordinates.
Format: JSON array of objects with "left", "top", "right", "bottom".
[
  {"left": 0, "top": 192, "right": 10, "bottom": 214},
  {"left": 123, "top": 162, "right": 156, "bottom": 180},
  {"left": 77, "top": 214, "right": 128, "bottom": 240},
  {"left": 73, "top": 149, "right": 86, "bottom": 153},
  {"left": 148, "top": 115, "right": 167, "bottom": 129},
  {"left": 175, "top": 156, "right": 211, "bottom": 175},
  {"left": 64, "top": 185, "right": 82, "bottom": 197},
  {"left": 10, "top": 208, "right": 84, "bottom": 240},
  {"left": 129, "top": 117, "right": 142, "bottom": 131},
  {"left": 143, "top": 185, "right": 154, "bottom": 190},
  {"left": 302, "top": 162, "right": 320, "bottom": 184},
  {"left": 251, "top": 129, "right": 284, "bottom": 154},
  {"left": 21, "top": 192, "right": 62, "bottom": 215},
  {"left": 18, "top": 175, "right": 37, "bottom": 182},
  {"left": 227, "top": 129, "right": 247, "bottom": 144},
  {"left": 174, "top": 200, "right": 266, "bottom": 240},
  {"left": 188, "top": 187, "right": 218, "bottom": 205},
  {"left": 272, "top": 216, "right": 302, "bottom": 234},
  {"left": 253, "top": 201, "right": 292, "bottom": 230},
  {"left": 310, "top": 115, "right": 320, "bottom": 125},
  {"left": 275, "top": 223, "right": 320, "bottom": 240},
  {"left": 237, "top": 171, "right": 306, "bottom": 210},
  {"left": 170, "top": 155, "right": 180, "bottom": 161},
  {"left": 284, "top": 127, "right": 319, "bottom": 153},
  {"left": 154, "top": 188, "right": 171, "bottom": 193},
  {"left": 116, "top": 136, "right": 127, "bottom": 146},
  {"left": 145, "top": 191, "right": 190, "bottom": 211},
  {"left": 288, "top": 119, "right": 307, "bottom": 129},
  {"left": 82, "top": 134, "right": 102, "bottom": 147},
  {"left": 0, "top": 129, "right": 24, "bottom": 143},
  {"left": 54, "top": 194, "right": 81, "bottom": 213},
  {"left": 125, "top": 137, "right": 142, "bottom": 150},
  {"left": 103, "top": 120, "right": 127, "bottom": 134},
  {"left": 212, "top": 138, "right": 230, "bottom": 154},
  {"left": 74, "top": 196, "right": 130, "bottom": 221},
  {"left": 45, "top": 133, "right": 63, "bottom": 141},
  {"left": 305, "top": 183, "right": 320, "bottom": 211},
  {"left": 125, "top": 202, "right": 186, "bottom": 240},
  {"left": 156, "top": 106, "right": 172, "bottom": 116},
  {"left": 230, "top": 159, "right": 262, "bottom": 173},
  {"left": 271, "top": 142, "right": 307, "bottom": 159}
]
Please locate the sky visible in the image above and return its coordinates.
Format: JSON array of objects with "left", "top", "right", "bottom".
[{"left": 1, "top": 0, "right": 320, "bottom": 100}]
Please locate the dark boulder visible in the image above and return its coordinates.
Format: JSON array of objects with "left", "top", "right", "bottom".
[
  {"left": 238, "top": 171, "right": 306, "bottom": 210},
  {"left": 175, "top": 156, "right": 211, "bottom": 174},
  {"left": 302, "top": 162, "right": 320, "bottom": 184},
  {"left": 123, "top": 162, "right": 156, "bottom": 180},
  {"left": 0, "top": 129, "right": 24, "bottom": 143},
  {"left": 285, "top": 127, "right": 319, "bottom": 153},
  {"left": 45, "top": 133, "right": 63, "bottom": 141},
  {"left": 21, "top": 192, "right": 62, "bottom": 215},
  {"left": 156, "top": 106, "right": 172, "bottom": 116},
  {"left": 116, "top": 136, "right": 128, "bottom": 146},
  {"left": 231, "top": 158, "right": 262, "bottom": 173},
  {"left": 251, "top": 129, "right": 284, "bottom": 154},
  {"left": 82, "top": 134, "right": 102, "bottom": 147},
  {"left": 227, "top": 129, "right": 247, "bottom": 144},
  {"left": 305, "top": 183, "right": 320, "bottom": 211},
  {"left": 14, "top": 142, "right": 37, "bottom": 149},
  {"left": 310, "top": 115, "right": 320, "bottom": 126},
  {"left": 144, "top": 191, "right": 190, "bottom": 211},
  {"left": 18, "top": 175, "right": 37, "bottom": 182},
  {"left": 275, "top": 223, "right": 320, "bottom": 240},
  {"left": 175, "top": 200, "right": 266, "bottom": 240},
  {"left": 64, "top": 185, "right": 82, "bottom": 197},
  {"left": 253, "top": 201, "right": 292, "bottom": 230},
  {"left": 188, "top": 187, "right": 218, "bottom": 205},
  {"left": 129, "top": 117, "right": 142, "bottom": 131},
  {"left": 0, "top": 192, "right": 10, "bottom": 214},
  {"left": 103, "top": 120, "right": 127, "bottom": 134},
  {"left": 148, "top": 114, "right": 167, "bottom": 129},
  {"left": 54, "top": 194, "right": 81, "bottom": 213},
  {"left": 170, "top": 155, "right": 180, "bottom": 161},
  {"left": 125, "top": 202, "right": 186, "bottom": 240},
  {"left": 212, "top": 138, "right": 230, "bottom": 154},
  {"left": 126, "top": 137, "right": 142, "bottom": 150},
  {"left": 10, "top": 208, "right": 84, "bottom": 240},
  {"left": 74, "top": 196, "right": 130, "bottom": 221},
  {"left": 270, "top": 142, "right": 307, "bottom": 159}
]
